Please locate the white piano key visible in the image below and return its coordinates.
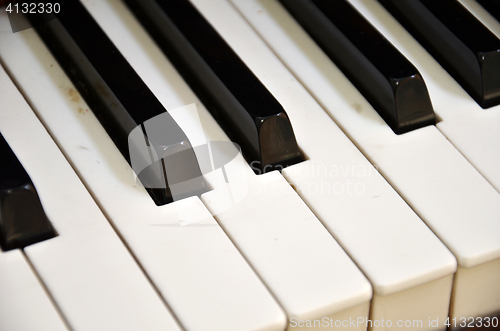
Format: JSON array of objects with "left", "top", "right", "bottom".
[
  {"left": 451, "top": 258, "right": 500, "bottom": 327},
  {"left": 0, "top": 0, "right": 375, "bottom": 328},
  {"left": 0, "top": 249, "right": 67, "bottom": 331},
  {"left": 203, "top": 170, "right": 372, "bottom": 326},
  {"left": 231, "top": 0, "right": 500, "bottom": 324},
  {"left": 189, "top": 0, "right": 457, "bottom": 328},
  {"left": 0, "top": 64, "right": 182, "bottom": 331}
]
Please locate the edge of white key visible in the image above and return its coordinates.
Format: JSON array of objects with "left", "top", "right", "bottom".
[{"left": 0, "top": 249, "right": 67, "bottom": 331}]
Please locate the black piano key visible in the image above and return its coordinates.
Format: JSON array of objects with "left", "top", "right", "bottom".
[
  {"left": 27, "top": 0, "right": 207, "bottom": 205},
  {"left": 0, "top": 133, "right": 56, "bottom": 251},
  {"left": 477, "top": 0, "right": 500, "bottom": 23},
  {"left": 379, "top": 0, "right": 500, "bottom": 108},
  {"left": 122, "top": 0, "right": 303, "bottom": 173},
  {"left": 279, "top": 0, "right": 436, "bottom": 135}
]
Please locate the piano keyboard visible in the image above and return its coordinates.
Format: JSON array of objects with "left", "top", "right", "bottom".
[{"left": 0, "top": 0, "right": 499, "bottom": 330}]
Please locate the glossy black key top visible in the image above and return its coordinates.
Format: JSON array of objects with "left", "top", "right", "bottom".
[
  {"left": 122, "top": 0, "right": 303, "bottom": 173},
  {"left": 27, "top": 0, "right": 207, "bottom": 205},
  {"left": 477, "top": 0, "right": 500, "bottom": 23},
  {"left": 379, "top": 0, "right": 500, "bottom": 108},
  {"left": 0, "top": 133, "right": 56, "bottom": 251},
  {"left": 279, "top": 0, "right": 436, "bottom": 134}
]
